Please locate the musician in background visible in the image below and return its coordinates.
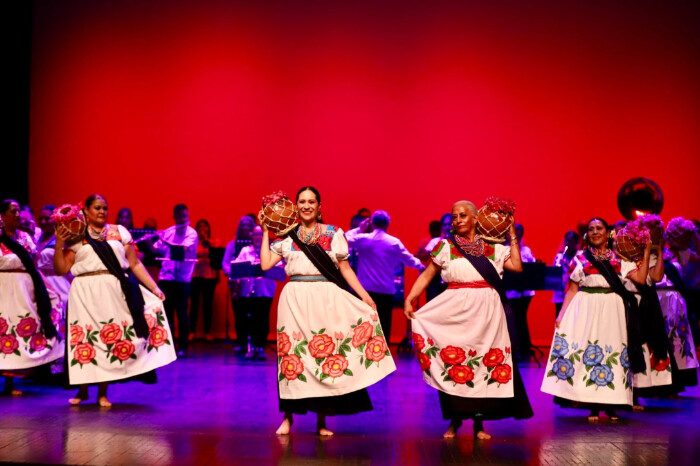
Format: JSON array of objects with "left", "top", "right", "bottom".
[
  {"left": 423, "top": 213, "right": 452, "bottom": 301},
  {"left": 149, "top": 203, "right": 197, "bottom": 357},
  {"left": 115, "top": 207, "right": 134, "bottom": 230},
  {"left": 346, "top": 210, "right": 424, "bottom": 341},
  {"left": 190, "top": 219, "right": 221, "bottom": 342},
  {"left": 226, "top": 225, "right": 279, "bottom": 360},
  {"left": 552, "top": 231, "right": 580, "bottom": 317},
  {"left": 222, "top": 216, "right": 256, "bottom": 353}
]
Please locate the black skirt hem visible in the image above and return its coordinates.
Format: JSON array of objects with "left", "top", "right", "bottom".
[{"left": 279, "top": 388, "right": 373, "bottom": 416}]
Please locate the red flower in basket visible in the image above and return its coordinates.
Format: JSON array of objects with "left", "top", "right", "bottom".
[{"left": 476, "top": 197, "right": 516, "bottom": 243}]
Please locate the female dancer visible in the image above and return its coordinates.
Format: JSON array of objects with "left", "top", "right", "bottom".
[
  {"left": 54, "top": 194, "right": 177, "bottom": 406},
  {"left": 541, "top": 218, "right": 650, "bottom": 421},
  {"left": 404, "top": 200, "right": 532, "bottom": 439},
  {"left": 1, "top": 200, "right": 63, "bottom": 395},
  {"left": 260, "top": 187, "right": 396, "bottom": 436}
]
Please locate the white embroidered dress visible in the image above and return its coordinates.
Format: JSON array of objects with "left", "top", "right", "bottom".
[
  {"left": 272, "top": 225, "right": 396, "bottom": 400},
  {"left": 541, "top": 252, "right": 636, "bottom": 405},
  {"left": 411, "top": 239, "right": 516, "bottom": 398},
  {"left": 0, "top": 231, "right": 64, "bottom": 370},
  {"left": 66, "top": 225, "right": 176, "bottom": 385}
]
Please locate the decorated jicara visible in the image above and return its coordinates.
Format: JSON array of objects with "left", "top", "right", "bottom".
[
  {"left": 476, "top": 197, "right": 516, "bottom": 243},
  {"left": 261, "top": 191, "right": 298, "bottom": 236},
  {"left": 636, "top": 213, "right": 665, "bottom": 246},
  {"left": 614, "top": 219, "right": 651, "bottom": 261},
  {"left": 665, "top": 216, "right": 696, "bottom": 249},
  {"left": 51, "top": 203, "right": 86, "bottom": 242}
]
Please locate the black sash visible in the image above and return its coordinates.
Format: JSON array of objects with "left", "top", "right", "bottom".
[
  {"left": 664, "top": 258, "right": 690, "bottom": 301},
  {"left": 0, "top": 232, "right": 57, "bottom": 338},
  {"left": 583, "top": 249, "right": 645, "bottom": 373},
  {"left": 85, "top": 234, "right": 149, "bottom": 339},
  {"left": 288, "top": 226, "right": 349, "bottom": 290},
  {"left": 448, "top": 234, "right": 508, "bottom": 306},
  {"left": 637, "top": 282, "right": 669, "bottom": 360}
]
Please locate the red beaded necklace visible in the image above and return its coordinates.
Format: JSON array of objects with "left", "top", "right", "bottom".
[{"left": 453, "top": 233, "right": 485, "bottom": 257}]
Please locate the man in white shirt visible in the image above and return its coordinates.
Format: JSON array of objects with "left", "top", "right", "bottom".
[
  {"left": 149, "top": 203, "right": 198, "bottom": 357},
  {"left": 505, "top": 223, "right": 536, "bottom": 363},
  {"left": 346, "top": 210, "right": 425, "bottom": 342}
]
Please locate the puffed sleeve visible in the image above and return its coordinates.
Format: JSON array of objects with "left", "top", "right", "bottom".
[
  {"left": 430, "top": 239, "right": 449, "bottom": 269},
  {"left": 620, "top": 258, "right": 639, "bottom": 280},
  {"left": 117, "top": 225, "right": 133, "bottom": 245},
  {"left": 331, "top": 228, "right": 349, "bottom": 261},
  {"left": 568, "top": 257, "right": 585, "bottom": 285},
  {"left": 494, "top": 243, "right": 511, "bottom": 266},
  {"left": 270, "top": 238, "right": 285, "bottom": 256}
]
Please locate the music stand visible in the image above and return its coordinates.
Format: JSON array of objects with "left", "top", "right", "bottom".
[{"left": 209, "top": 247, "right": 225, "bottom": 271}]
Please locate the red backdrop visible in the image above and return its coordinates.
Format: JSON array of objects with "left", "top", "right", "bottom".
[{"left": 29, "top": 1, "right": 700, "bottom": 345}]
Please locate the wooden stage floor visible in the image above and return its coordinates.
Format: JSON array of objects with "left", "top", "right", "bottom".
[{"left": 1, "top": 343, "right": 699, "bottom": 465}]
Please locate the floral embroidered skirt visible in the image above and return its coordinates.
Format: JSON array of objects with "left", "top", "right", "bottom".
[
  {"left": 541, "top": 292, "right": 633, "bottom": 406},
  {"left": 411, "top": 288, "right": 530, "bottom": 419},
  {"left": 0, "top": 273, "right": 64, "bottom": 371},
  {"left": 276, "top": 281, "right": 396, "bottom": 404},
  {"left": 66, "top": 274, "right": 177, "bottom": 385},
  {"left": 658, "top": 290, "right": 699, "bottom": 371}
]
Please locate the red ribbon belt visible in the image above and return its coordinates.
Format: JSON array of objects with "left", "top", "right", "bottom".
[{"left": 447, "top": 280, "right": 492, "bottom": 289}]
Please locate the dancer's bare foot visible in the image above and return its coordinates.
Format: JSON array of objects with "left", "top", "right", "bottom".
[
  {"left": 605, "top": 409, "right": 619, "bottom": 421},
  {"left": 8, "top": 388, "right": 22, "bottom": 396},
  {"left": 316, "top": 414, "right": 333, "bottom": 437},
  {"left": 443, "top": 420, "right": 462, "bottom": 438},
  {"left": 632, "top": 404, "right": 645, "bottom": 411},
  {"left": 276, "top": 415, "right": 293, "bottom": 435},
  {"left": 587, "top": 415, "right": 599, "bottom": 422},
  {"left": 317, "top": 428, "right": 334, "bottom": 437},
  {"left": 97, "top": 396, "right": 112, "bottom": 408},
  {"left": 475, "top": 430, "right": 492, "bottom": 440},
  {"left": 69, "top": 388, "right": 88, "bottom": 405}
]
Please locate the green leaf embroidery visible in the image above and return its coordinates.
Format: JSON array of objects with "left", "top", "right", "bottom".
[
  {"left": 298, "top": 374, "right": 307, "bottom": 382},
  {"left": 344, "top": 369, "right": 353, "bottom": 376},
  {"left": 315, "top": 358, "right": 324, "bottom": 365},
  {"left": 607, "top": 382, "right": 615, "bottom": 390},
  {"left": 567, "top": 378, "right": 574, "bottom": 386},
  {"left": 318, "top": 328, "right": 326, "bottom": 334},
  {"left": 547, "top": 370, "right": 556, "bottom": 377},
  {"left": 466, "top": 381, "right": 474, "bottom": 388},
  {"left": 320, "top": 373, "right": 329, "bottom": 382},
  {"left": 279, "top": 373, "right": 285, "bottom": 382},
  {"left": 365, "top": 358, "right": 372, "bottom": 369}
]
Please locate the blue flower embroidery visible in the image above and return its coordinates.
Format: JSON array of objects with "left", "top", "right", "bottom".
[
  {"left": 590, "top": 365, "right": 614, "bottom": 386},
  {"left": 552, "top": 358, "right": 575, "bottom": 380},
  {"left": 605, "top": 345, "right": 613, "bottom": 354},
  {"left": 552, "top": 336, "right": 570, "bottom": 358},
  {"left": 620, "top": 347, "right": 629, "bottom": 369},
  {"left": 584, "top": 344, "right": 604, "bottom": 366},
  {"left": 571, "top": 342, "right": 579, "bottom": 350}
]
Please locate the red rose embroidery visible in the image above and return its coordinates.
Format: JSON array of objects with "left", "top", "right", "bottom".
[
  {"left": 29, "top": 333, "right": 47, "bottom": 351},
  {"left": 491, "top": 363, "right": 512, "bottom": 384},
  {"left": 650, "top": 355, "right": 670, "bottom": 372},
  {"left": 468, "top": 349, "right": 477, "bottom": 357},
  {"left": 0, "top": 317, "right": 8, "bottom": 335},
  {"left": 483, "top": 348, "right": 505, "bottom": 367},
  {"left": 73, "top": 342, "right": 96, "bottom": 365},
  {"left": 16, "top": 317, "right": 38, "bottom": 338},
  {"left": 99, "top": 323, "right": 123, "bottom": 345},
  {"left": 112, "top": 340, "right": 136, "bottom": 361},
  {"left": 145, "top": 314, "right": 157, "bottom": 330},
  {"left": 149, "top": 326, "right": 168, "bottom": 348},
  {"left": 280, "top": 354, "right": 304, "bottom": 380},
  {"left": 448, "top": 364, "right": 474, "bottom": 384},
  {"left": 322, "top": 354, "right": 349, "bottom": 378},
  {"left": 0, "top": 334, "right": 19, "bottom": 354},
  {"left": 418, "top": 352, "right": 431, "bottom": 371},
  {"left": 413, "top": 332, "right": 426, "bottom": 351},
  {"left": 427, "top": 338, "right": 434, "bottom": 346},
  {"left": 352, "top": 322, "right": 374, "bottom": 348},
  {"left": 365, "top": 336, "right": 388, "bottom": 361},
  {"left": 70, "top": 325, "right": 85, "bottom": 346},
  {"left": 440, "top": 346, "right": 467, "bottom": 365},
  {"left": 277, "top": 332, "right": 292, "bottom": 356},
  {"left": 309, "top": 334, "right": 335, "bottom": 359}
]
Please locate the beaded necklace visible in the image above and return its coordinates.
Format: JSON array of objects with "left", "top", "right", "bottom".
[
  {"left": 299, "top": 223, "right": 322, "bottom": 245},
  {"left": 453, "top": 233, "right": 485, "bottom": 257},
  {"left": 88, "top": 225, "right": 108, "bottom": 242},
  {"left": 590, "top": 248, "right": 612, "bottom": 261}
]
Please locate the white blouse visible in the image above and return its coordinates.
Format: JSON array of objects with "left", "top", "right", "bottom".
[
  {"left": 270, "top": 225, "right": 349, "bottom": 276},
  {"left": 69, "top": 225, "right": 132, "bottom": 276},
  {"left": 430, "top": 239, "right": 510, "bottom": 283}
]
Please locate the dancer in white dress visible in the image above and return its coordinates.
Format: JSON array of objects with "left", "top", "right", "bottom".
[
  {"left": 1, "top": 200, "right": 64, "bottom": 395},
  {"left": 54, "top": 194, "right": 177, "bottom": 407},
  {"left": 404, "top": 201, "right": 532, "bottom": 439},
  {"left": 541, "top": 218, "right": 651, "bottom": 421},
  {"left": 260, "top": 187, "right": 396, "bottom": 436}
]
